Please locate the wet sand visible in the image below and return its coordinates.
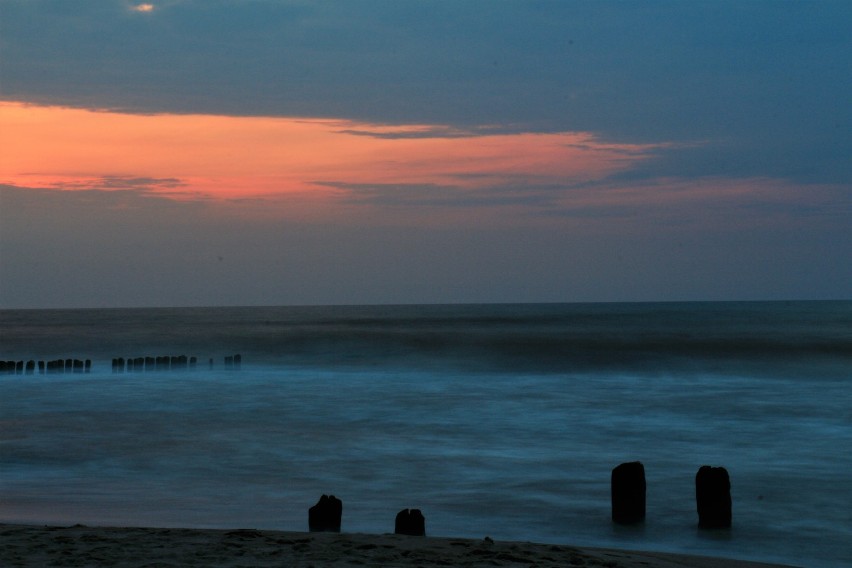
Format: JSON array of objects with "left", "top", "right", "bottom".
[{"left": 0, "top": 523, "right": 800, "bottom": 567}]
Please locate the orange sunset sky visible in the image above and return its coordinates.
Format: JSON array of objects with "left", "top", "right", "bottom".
[{"left": 0, "top": 101, "right": 663, "bottom": 207}]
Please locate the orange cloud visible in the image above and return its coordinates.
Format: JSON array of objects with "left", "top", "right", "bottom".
[{"left": 0, "top": 101, "right": 662, "bottom": 209}]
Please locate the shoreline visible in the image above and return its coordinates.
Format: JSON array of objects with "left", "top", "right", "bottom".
[{"left": 0, "top": 523, "right": 801, "bottom": 567}]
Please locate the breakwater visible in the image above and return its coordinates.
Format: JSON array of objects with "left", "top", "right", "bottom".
[
  {"left": 0, "top": 354, "right": 242, "bottom": 374},
  {"left": 0, "top": 359, "right": 91, "bottom": 374}
]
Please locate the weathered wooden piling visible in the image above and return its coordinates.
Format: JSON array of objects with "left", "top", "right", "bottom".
[
  {"left": 395, "top": 508, "right": 426, "bottom": 536},
  {"left": 234, "top": 354, "right": 241, "bottom": 370},
  {"left": 612, "top": 461, "right": 646, "bottom": 524},
  {"left": 190, "top": 356, "right": 197, "bottom": 369},
  {"left": 224, "top": 355, "right": 233, "bottom": 370},
  {"left": 309, "top": 495, "right": 342, "bottom": 532},
  {"left": 25, "top": 360, "right": 35, "bottom": 375},
  {"left": 38, "top": 361, "right": 45, "bottom": 374},
  {"left": 696, "top": 465, "right": 732, "bottom": 528}
]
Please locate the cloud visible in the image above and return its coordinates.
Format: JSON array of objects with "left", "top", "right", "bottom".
[
  {"left": 335, "top": 124, "right": 517, "bottom": 140},
  {"left": 315, "top": 175, "right": 852, "bottom": 237},
  {"left": 1, "top": 1, "right": 848, "bottom": 187},
  {"left": 0, "top": 101, "right": 667, "bottom": 207},
  {"left": 130, "top": 3, "right": 155, "bottom": 13},
  {"left": 45, "top": 175, "right": 185, "bottom": 192}
]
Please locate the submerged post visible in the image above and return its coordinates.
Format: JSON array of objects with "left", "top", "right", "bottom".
[
  {"left": 696, "top": 465, "right": 732, "bottom": 528},
  {"left": 309, "top": 494, "right": 342, "bottom": 532},
  {"left": 611, "top": 461, "right": 646, "bottom": 524},
  {"left": 395, "top": 508, "right": 426, "bottom": 536}
]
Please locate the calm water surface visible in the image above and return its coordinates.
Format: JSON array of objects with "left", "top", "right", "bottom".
[{"left": 1, "top": 302, "right": 850, "bottom": 567}]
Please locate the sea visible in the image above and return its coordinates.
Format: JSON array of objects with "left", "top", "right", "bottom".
[{"left": 0, "top": 301, "right": 849, "bottom": 567}]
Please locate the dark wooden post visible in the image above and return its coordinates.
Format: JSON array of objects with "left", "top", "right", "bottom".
[
  {"left": 395, "top": 508, "right": 426, "bottom": 536},
  {"left": 612, "top": 461, "right": 646, "bottom": 524},
  {"left": 696, "top": 465, "right": 732, "bottom": 528},
  {"left": 309, "top": 495, "right": 342, "bottom": 532}
]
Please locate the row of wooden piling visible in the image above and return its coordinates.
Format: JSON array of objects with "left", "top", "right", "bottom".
[
  {"left": 0, "top": 355, "right": 243, "bottom": 374},
  {"left": 612, "top": 462, "right": 731, "bottom": 528},
  {"left": 308, "top": 463, "right": 733, "bottom": 536},
  {"left": 112, "top": 354, "right": 243, "bottom": 373},
  {"left": 0, "top": 359, "right": 92, "bottom": 374},
  {"left": 113, "top": 356, "right": 197, "bottom": 373},
  {"left": 113, "top": 354, "right": 242, "bottom": 373},
  {"left": 309, "top": 495, "right": 426, "bottom": 536}
]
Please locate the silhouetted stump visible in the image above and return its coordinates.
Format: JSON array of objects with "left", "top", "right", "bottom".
[
  {"left": 25, "top": 360, "right": 35, "bottom": 375},
  {"left": 73, "top": 359, "right": 84, "bottom": 373},
  {"left": 612, "top": 461, "right": 646, "bottom": 524},
  {"left": 38, "top": 361, "right": 45, "bottom": 374},
  {"left": 696, "top": 465, "right": 732, "bottom": 528},
  {"left": 190, "top": 356, "right": 197, "bottom": 370},
  {"left": 85, "top": 359, "right": 92, "bottom": 373},
  {"left": 395, "top": 508, "right": 426, "bottom": 536},
  {"left": 65, "top": 359, "right": 72, "bottom": 372},
  {"left": 15, "top": 361, "right": 24, "bottom": 374},
  {"left": 309, "top": 494, "right": 342, "bottom": 532},
  {"left": 224, "top": 356, "right": 233, "bottom": 370}
]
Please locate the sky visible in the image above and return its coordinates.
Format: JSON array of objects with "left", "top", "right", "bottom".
[{"left": 0, "top": 0, "right": 850, "bottom": 308}]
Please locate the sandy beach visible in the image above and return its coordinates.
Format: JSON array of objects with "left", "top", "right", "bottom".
[{"left": 0, "top": 524, "right": 800, "bottom": 567}]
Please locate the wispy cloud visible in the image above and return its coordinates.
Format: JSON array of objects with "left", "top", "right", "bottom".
[
  {"left": 130, "top": 3, "right": 155, "bottom": 13},
  {"left": 44, "top": 175, "right": 184, "bottom": 192},
  {"left": 0, "top": 101, "right": 666, "bottom": 206}
]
